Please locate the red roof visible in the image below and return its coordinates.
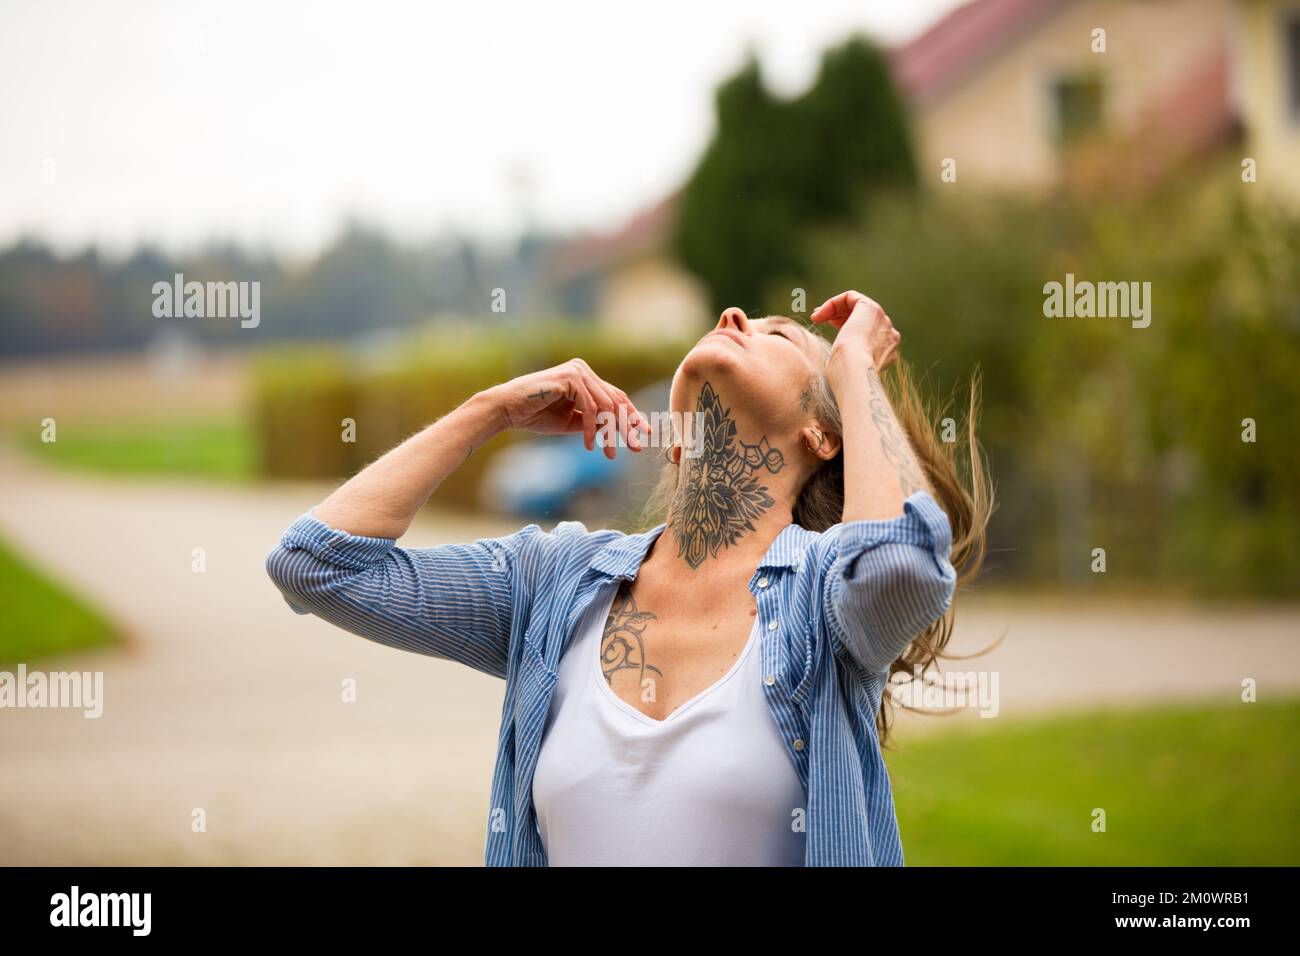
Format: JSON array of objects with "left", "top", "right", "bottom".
[
  {"left": 1143, "top": 43, "right": 1236, "bottom": 158},
  {"left": 547, "top": 191, "right": 682, "bottom": 281},
  {"left": 892, "top": 0, "right": 1076, "bottom": 104},
  {"left": 558, "top": 0, "right": 1238, "bottom": 272},
  {"left": 890, "top": 0, "right": 1238, "bottom": 171}
]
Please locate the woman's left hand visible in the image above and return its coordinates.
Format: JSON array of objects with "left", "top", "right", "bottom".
[{"left": 811, "top": 290, "right": 901, "bottom": 375}]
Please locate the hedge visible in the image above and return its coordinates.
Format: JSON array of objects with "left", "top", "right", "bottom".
[{"left": 250, "top": 323, "right": 696, "bottom": 510}]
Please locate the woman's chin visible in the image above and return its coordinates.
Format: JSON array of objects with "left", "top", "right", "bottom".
[{"left": 678, "top": 340, "right": 742, "bottom": 382}]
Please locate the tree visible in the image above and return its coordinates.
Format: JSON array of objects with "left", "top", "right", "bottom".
[{"left": 674, "top": 37, "right": 917, "bottom": 312}]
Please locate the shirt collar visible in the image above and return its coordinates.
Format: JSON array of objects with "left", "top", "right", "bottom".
[{"left": 589, "top": 521, "right": 813, "bottom": 580}]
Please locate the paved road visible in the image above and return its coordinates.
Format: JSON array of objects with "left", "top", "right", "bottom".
[{"left": 1, "top": 448, "right": 1297, "bottom": 864}]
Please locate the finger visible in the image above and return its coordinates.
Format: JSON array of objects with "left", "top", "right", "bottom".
[
  {"left": 811, "top": 290, "right": 864, "bottom": 325},
  {"left": 587, "top": 373, "right": 643, "bottom": 456},
  {"left": 881, "top": 333, "right": 901, "bottom": 370},
  {"left": 578, "top": 369, "right": 621, "bottom": 459},
  {"left": 606, "top": 384, "right": 645, "bottom": 451},
  {"left": 809, "top": 296, "right": 839, "bottom": 324},
  {"left": 563, "top": 405, "right": 585, "bottom": 433},
  {"left": 810, "top": 292, "right": 846, "bottom": 322},
  {"left": 615, "top": 400, "right": 644, "bottom": 452},
  {"left": 568, "top": 373, "right": 599, "bottom": 451},
  {"left": 629, "top": 408, "right": 646, "bottom": 451},
  {"left": 814, "top": 297, "right": 856, "bottom": 327},
  {"left": 850, "top": 295, "right": 884, "bottom": 324}
]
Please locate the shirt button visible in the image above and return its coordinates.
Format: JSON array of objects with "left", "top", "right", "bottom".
[
  {"left": 764, "top": 674, "right": 776, "bottom": 686},
  {"left": 757, "top": 577, "right": 769, "bottom": 588},
  {"left": 793, "top": 738, "right": 805, "bottom": 751},
  {"left": 767, "top": 620, "right": 778, "bottom": 632}
]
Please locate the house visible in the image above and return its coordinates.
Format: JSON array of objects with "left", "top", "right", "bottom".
[
  {"left": 891, "top": 0, "right": 1300, "bottom": 200},
  {"left": 1236, "top": 0, "right": 1300, "bottom": 197},
  {"left": 549, "top": 0, "right": 1300, "bottom": 334},
  {"left": 545, "top": 192, "right": 711, "bottom": 341}
]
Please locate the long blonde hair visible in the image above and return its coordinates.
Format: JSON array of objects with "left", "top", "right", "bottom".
[{"left": 641, "top": 323, "right": 994, "bottom": 748}]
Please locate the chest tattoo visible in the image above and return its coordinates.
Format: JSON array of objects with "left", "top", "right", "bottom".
[{"left": 600, "top": 583, "right": 663, "bottom": 685}]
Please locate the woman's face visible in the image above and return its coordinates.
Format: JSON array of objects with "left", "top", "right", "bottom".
[{"left": 671, "top": 307, "right": 827, "bottom": 438}]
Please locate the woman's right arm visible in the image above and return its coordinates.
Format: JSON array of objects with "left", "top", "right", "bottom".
[
  {"left": 264, "top": 359, "right": 645, "bottom": 678},
  {"left": 314, "top": 358, "right": 644, "bottom": 539},
  {"left": 310, "top": 389, "right": 503, "bottom": 539}
]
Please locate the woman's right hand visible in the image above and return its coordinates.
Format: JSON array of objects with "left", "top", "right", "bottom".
[{"left": 483, "top": 358, "right": 646, "bottom": 459}]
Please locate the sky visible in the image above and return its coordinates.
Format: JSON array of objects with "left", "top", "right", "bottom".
[{"left": 1, "top": 0, "right": 965, "bottom": 260}]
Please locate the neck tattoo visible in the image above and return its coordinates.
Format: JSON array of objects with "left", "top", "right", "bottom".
[{"left": 668, "top": 381, "right": 786, "bottom": 569}]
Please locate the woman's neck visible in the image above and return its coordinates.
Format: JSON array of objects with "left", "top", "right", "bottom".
[{"left": 660, "top": 379, "right": 797, "bottom": 575}]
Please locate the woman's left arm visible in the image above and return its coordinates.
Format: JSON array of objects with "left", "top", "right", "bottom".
[
  {"left": 810, "top": 290, "right": 955, "bottom": 672},
  {"left": 813, "top": 289, "right": 928, "bottom": 521}
]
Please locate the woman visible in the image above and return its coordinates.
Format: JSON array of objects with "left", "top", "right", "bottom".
[{"left": 265, "top": 290, "right": 991, "bottom": 866}]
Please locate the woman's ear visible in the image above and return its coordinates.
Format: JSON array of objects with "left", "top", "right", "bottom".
[{"left": 800, "top": 423, "right": 841, "bottom": 462}]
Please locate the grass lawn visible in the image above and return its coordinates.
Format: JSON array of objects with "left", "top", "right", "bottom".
[
  {"left": 0, "top": 534, "right": 119, "bottom": 664},
  {"left": 886, "top": 699, "right": 1300, "bottom": 865},
  {"left": 16, "top": 417, "right": 255, "bottom": 481}
]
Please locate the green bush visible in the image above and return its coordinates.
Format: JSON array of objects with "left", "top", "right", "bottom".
[
  {"left": 251, "top": 347, "right": 361, "bottom": 480},
  {"left": 793, "top": 174, "right": 1300, "bottom": 596}
]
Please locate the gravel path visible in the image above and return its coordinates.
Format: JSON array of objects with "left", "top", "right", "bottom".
[{"left": 1, "top": 447, "right": 1297, "bottom": 864}]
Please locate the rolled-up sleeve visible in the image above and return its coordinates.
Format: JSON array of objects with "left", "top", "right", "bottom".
[
  {"left": 265, "top": 510, "right": 544, "bottom": 679},
  {"left": 821, "top": 491, "right": 957, "bottom": 674}
]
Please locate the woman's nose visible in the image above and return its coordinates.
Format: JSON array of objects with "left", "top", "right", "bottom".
[{"left": 717, "top": 307, "right": 749, "bottom": 332}]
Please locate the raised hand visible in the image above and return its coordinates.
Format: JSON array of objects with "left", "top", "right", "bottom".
[
  {"left": 486, "top": 358, "right": 646, "bottom": 459},
  {"left": 810, "top": 290, "right": 901, "bottom": 374}
]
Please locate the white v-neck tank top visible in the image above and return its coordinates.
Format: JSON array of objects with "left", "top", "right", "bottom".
[{"left": 532, "top": 580, "right": 807, "bottom": 866}]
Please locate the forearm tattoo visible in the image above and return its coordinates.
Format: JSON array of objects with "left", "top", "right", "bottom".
[
  {"left": 668, "top": 381, "right": 785, "bottom": 569},
  {"left": 600, "top": 583, "right": 662, "bottom": 686},
  {"left": 865, "top": 366, "right": 925, "bottom": 497}
]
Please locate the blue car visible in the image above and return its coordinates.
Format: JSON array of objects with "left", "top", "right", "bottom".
[{"left": 479, "top": 380, "right": 671, "bottom": 521}]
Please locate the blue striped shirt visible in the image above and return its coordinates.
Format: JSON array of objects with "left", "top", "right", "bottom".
[{"left": 265, "top": 490, "right": 956, "bottom": 866}]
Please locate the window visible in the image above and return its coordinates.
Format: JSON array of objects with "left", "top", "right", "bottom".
[{"left": 1051, "top": 73, "right": 1105, "bottom": 146}]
